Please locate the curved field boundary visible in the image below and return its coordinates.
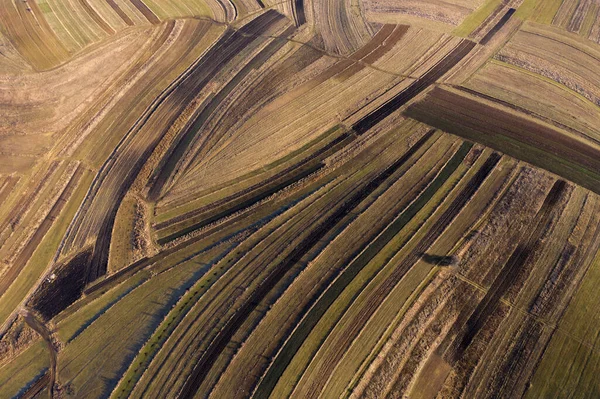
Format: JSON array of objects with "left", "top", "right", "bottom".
[
  {"left": 283, "top": 152, "right": 501, "bottom": 398},
  {"left": 147, "top": 22, "right": 297, "bottom": 202},
  {"left": 173, "top": 130, "right": 438, "bottom": 399},
  {"left": 60, "top": 14, "right": 288, "bottom": 281},
  {"left": 48, "top": 15, "right": 291, "bottom": 310},
  {"left": 154, "top": 125, "right": 346, "bottom": 222},
  {"left": 202, "top": 132, "right": 459, "bottom": 398},
  {"left": 252, "top": 141, "right": 473, "bottom": 398},
  {"left": 313, "top": 0, "right": 376, "bottom": 55},
  {"left": 352, "top": 39, "right": 476, "bottom": 134},
  {"left": 155, "top": 133, "right": 354, "bottom": 243},
  {"left": 31, "top": 20, "right": 218, "bottom": 319},
  {"left": 156, "top": 162, "right": 324, "bottom": 244}
]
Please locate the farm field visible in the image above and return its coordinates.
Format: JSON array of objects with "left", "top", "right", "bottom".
[{"left": 1, "top": 0, "right": 600, "bottom": 398}]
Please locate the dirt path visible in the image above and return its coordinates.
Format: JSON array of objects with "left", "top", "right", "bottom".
[{"left": 20, "top": 308, "right": 58, "bottom": 398}]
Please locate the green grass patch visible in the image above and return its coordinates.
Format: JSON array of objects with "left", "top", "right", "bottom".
[
  {"left": 109, "top": 244, "right": 235, "bottom": 398},
  {"left": 526, "top": 249, "right": 600, "bottom": 398},
  {"left": 0, "top": 341, "right": 48, "bottom": 398},
  {"left": 453, "top": 0, "right": 503, "bottom": 37},
  {"left": 259, "top": 142, "right": 472, "bottom": 398},
  {"left": 37, "top": 1, "right": 52, "bottom": 13},
  {"left": 517, "top": 0, "right": 563, "bottom": 23},
  {"left": 58, "top": 244, "right": 229, "bottom": 398},
  {"left": 56, "top": 270, "right": 151, "bottom": 343}
]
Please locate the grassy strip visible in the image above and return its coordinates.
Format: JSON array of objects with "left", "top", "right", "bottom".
[
  {"left": 525, "top": 220, "right": 600, "bottom": 398},
  {"left": 154, "top": 125, "right": 346, "bottom": 223},
  {"left": 108, "top": 245, "right": 263, "bottom": 397},
  {"left": 279, "top": 151, "right": 500, "bottom": 398},
  {"left": 57, "top": 244, "right": 230, "bottom": 398},
  {"left": 147, "top": 21, "right": 293, "bottom": 203},
  {"left": 516, "top": 0, "right": 563, "bottom": 23},
  {"left": 253, "top": 142, "right": 473, "bottom": 398},
  {"left": 108, "top": 194, "right": 138, "bottom": 272},
  {"left": 156, "top": 162, "right": 324, "bottom": 244},
  {"left": 454, "top": 0, "right": 503, "bottom": 37},
  {"left": 0, "top": 170, "right": 92, "bottom": 328},
  {"left": 143, "top": 127, "right": 435, "bottom": 399},
  {"left": 127, "top": 123, "right": 426, "bottom": 397},
  {"left": 267, "top": 148, "right": 478, "bottom": 398},
  {"left": 0, "top": 340, "right": 48, "bottom": 398},
  {"left": 56, "top": 270, "right": 151, "bottom": 343}
]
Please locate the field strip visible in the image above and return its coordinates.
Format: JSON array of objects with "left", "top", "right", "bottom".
[{"left": 452, "top": 270, "right": 600, "bottom": 357}]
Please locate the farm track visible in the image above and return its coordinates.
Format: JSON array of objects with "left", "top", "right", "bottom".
[
  {"left": 175, "top": 129, "right": 438, "bottom": 399},
  {"left": 204, "top": 134, "right": 455, "bottom": 397},
  {"left": 348, "top": 165, "right": 549, "bottom": 398},
  {"left": 20, "top": 309, "right": 57, "bottom": 397},
  {"left": 4, "top": 3, "right": 600, "bottom": 399}
]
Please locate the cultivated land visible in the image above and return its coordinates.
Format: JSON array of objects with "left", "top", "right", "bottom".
[{"left": 0, "top": 0, "right": 599, "bottom": 398}]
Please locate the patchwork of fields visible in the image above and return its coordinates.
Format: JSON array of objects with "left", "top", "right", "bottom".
[{"left": 1, "top": 0, "right": 600, "bottom": 397}]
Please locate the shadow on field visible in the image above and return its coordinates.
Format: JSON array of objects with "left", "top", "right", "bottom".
[{"left": 420, "top": 253, "right": 458, "bottom": 266}]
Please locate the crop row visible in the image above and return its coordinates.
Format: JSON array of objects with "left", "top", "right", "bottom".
[
  {"left": 124, "top": 120, "right": 437, "bottom": 398},
  {"left": 406, "top": 85, "right": 600, "bottom": 194}
]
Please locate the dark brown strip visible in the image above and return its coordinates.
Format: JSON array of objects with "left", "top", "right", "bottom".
[
  {"left": 78, "top": 0, "right": 116, "bottom": 34},
  {"left": 361, "top": 24, "right": 409, "bottom": 64},
  {"left": 106, "top": 0, "right": 134, "bottom": 26},
  {"left": 176, "top": 131, "right": 440, "bottom": 399},
  {"left": 446, "top": 180, "right": 568, "bottom": 363},
  {"left": 129, "top": 0, "right": 160, "bottom": 24},
  {"left": 352, "top": 39, "right": 476, "bottom": 134},
  {"left": 479, "top": 8, "right": 516, "bottom": 45}
]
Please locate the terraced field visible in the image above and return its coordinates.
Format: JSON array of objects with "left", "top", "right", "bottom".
[{"left": 1, "top": 0, "right": 600, "bottom": 398}]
